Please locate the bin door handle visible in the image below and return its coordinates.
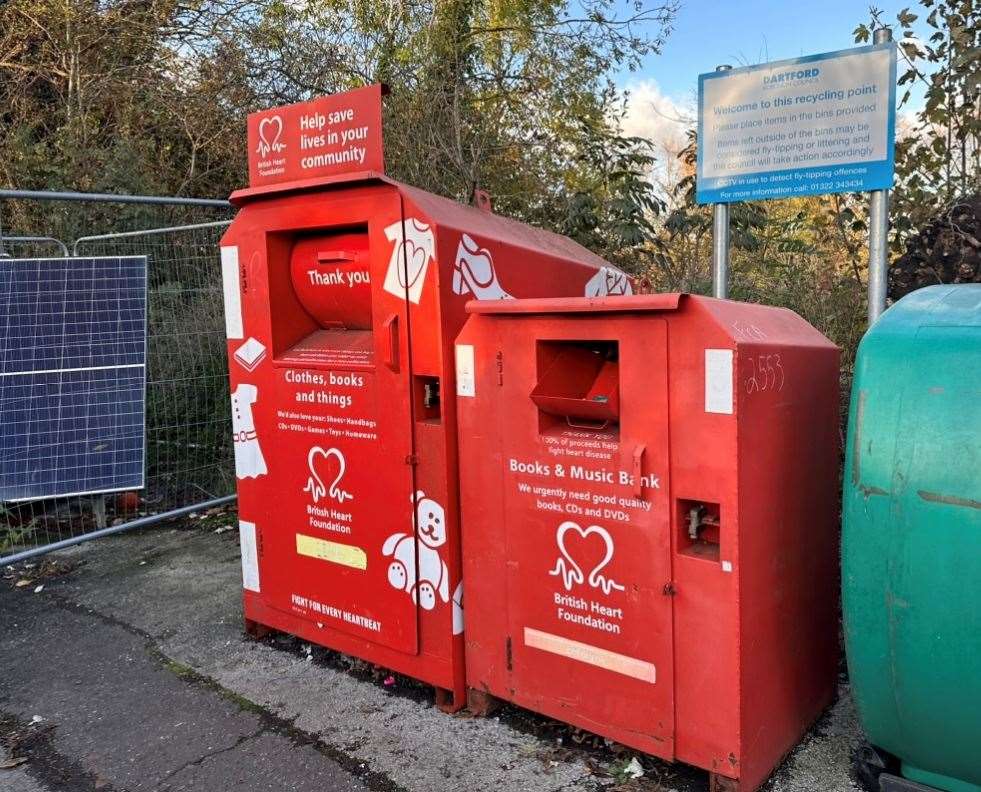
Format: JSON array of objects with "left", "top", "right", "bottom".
[
  {"left": 632, "top": 444, "right": 646, "bottom": 498},
  {"left": 383, "top": 313, "right": 400, "bottom": 372}
]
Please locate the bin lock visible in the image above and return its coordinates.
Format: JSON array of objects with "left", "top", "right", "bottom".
[{"left": 684, "top": 501, "right": 721, "bottom": 544}]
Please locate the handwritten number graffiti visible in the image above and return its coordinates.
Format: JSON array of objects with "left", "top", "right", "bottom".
[
  {"left": 732, "top": 321, "right": 767, "bottom": 341},
  {"left": 745, "top": 353, "right": 785, "bottom": 394}
]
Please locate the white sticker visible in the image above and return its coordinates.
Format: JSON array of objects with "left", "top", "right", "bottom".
[
  {"left": 220, "top": 246, "right": 244, "bottom": 340},
  {"left": 239, "top": 520, "right": 260, "bottom": 592},
  {"left": 455, "top": 344, "right": 476, "bottom": 397},
  {"left": 524, "top": 627, "right": 656, "bottom": 683},
  {"left": 721, "top": 560, "right": 733, "bottom": 573},
  {"left": 705, "top": 349, "right": 734, "bottom": 414}
]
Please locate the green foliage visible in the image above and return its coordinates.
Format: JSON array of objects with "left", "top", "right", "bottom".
[
  {"left": 1, "top": 0, "right": 975, "bottom": 393},
  {"left": 856, "top": 0, "right": 980, "bottom": 249},
  {"left": 0, "top": 0, "right": 676, "bottom": 267},
  {"left": 645, "top": 1, "right": 977, "bottom": 375},
  {"left": 0, "top": 0, "right": 245, "bottom": 198}
]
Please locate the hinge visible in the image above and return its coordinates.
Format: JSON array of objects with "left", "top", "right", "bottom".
[
  {"left": 505, "top": 636, "right": 513, "bottom": 671},
  {"left": 472, "top": 188, "right": 493, "bottom": 212},
  {"left": 404, "top": 453, "right": 418, "bottom": 465}
]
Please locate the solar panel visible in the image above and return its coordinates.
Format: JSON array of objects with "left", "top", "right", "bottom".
[{"left": 0, "top": 256, "right": 148, "bottom": 501}]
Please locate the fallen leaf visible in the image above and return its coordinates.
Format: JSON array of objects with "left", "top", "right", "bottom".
[
  {"left": 15, "top": 579, "right": 31, "bottom": 588},
  {"left": 33, "top": 585, "right": 44, "bottom": 594},
  {"left": 0, "top": 757, "right": 28, "bottom": 769}
]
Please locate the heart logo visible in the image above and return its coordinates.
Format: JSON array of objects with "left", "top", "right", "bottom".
[
  {"left": 398, "top": 239, "right": 429, "bottom": 289},
  {"left": 303, "top": 446, "right": 353, "bottom": 504},
  {"left": 256, "top": 115, "right": 284, "bottom": 158},
  {"left": 549, "top": 521, "right": 625, "bottom": 595}
]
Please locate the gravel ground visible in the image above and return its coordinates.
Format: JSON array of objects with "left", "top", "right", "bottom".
[{"left": 1, "top": 521, "right": 866, "bottom": 792}]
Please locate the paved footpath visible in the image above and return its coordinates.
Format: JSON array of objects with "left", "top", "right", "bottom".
[
  {"left": 0, "top": 524, "right": 864, "bottom": 792},
  {"left": 0, "top": 585, "right": 370, "bottom": 792}
]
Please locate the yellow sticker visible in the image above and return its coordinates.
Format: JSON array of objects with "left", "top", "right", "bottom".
[{"left": 295, "top": 534, "right": 367, "bottom": 570}]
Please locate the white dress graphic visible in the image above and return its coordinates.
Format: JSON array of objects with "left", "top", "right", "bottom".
[
  {"left": 383, "top": 218, "right": 435, "bottom": 304},
  {"left": 451, "top": 580, "right": 464, "bottom": 635},
  {"left": 231, "top": 383, "right": 267, "bottom": 479}
]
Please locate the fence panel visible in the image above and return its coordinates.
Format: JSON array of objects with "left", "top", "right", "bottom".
[
  {"left": 1, "top": 198, "right": 236, "bottom": 564},
  {"left": 75, "top": 221, "right": 235, "bottom": 508}
]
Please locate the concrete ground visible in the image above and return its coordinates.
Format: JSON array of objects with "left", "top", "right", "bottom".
[{"left": 1, "top": 519, "right": 865, "bottom": 792}]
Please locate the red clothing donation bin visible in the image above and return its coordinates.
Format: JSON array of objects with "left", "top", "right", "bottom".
[
  {"left": 454, "top": 293, "right": 840, "bottom": 789},
  {"left": 220, "top": 85, "right": 628, "bottom": 710}
]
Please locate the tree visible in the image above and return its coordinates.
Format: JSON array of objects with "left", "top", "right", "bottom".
[
  {"left": 0, "top": 0, "right": 678, "bottom": 268},
  {"left": 855, "top": 0, "right": 980, "bottom": 247},
  {"left": 643, "top": 1, "right": 977, "bottom": 368},
  {"left": 224, "top": 0, "right": 677, "bottom": 268}
]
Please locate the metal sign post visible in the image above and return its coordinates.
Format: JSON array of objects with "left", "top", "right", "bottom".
[
  {"left": 867, "top": 27, "right": 893, "bottom": 324},
  {"left": 712, "top": 63, "right": 733, "bottom": 299},
  {"left": 712, "top": 202, "right": 731, "bottom": 298},
  {"left": 696, "top": 41, "right": 897, "bottom": 314}
]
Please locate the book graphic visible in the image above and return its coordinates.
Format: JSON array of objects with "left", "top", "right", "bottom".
[{"left": 234, "top": 338, "right": 267, "bottom": 372}]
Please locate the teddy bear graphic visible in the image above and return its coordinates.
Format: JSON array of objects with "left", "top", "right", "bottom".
[{"left": 382, "top": 491, "right": 450, "bottom": 611}]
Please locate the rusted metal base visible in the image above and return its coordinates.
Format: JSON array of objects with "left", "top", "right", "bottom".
[
  {"left": 244, "top": 617, "right": 273, "bottom": 640},
  {"left": 434, "top": 686, "right": 465, "bottom": 714},
  {"left": 709, "top": 772, "right": 741, "bottom": 792},
  {"left": 465, "top": 687, "right": 503, "bottom": 717}
]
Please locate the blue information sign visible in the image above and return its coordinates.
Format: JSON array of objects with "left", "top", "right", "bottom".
[{"left": 697, "top": 42, "right": 896, "bottom": 204}]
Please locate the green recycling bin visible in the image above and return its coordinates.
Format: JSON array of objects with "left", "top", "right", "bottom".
[{"left": 843, "top": 284, "right": 981, "bottom": 792}]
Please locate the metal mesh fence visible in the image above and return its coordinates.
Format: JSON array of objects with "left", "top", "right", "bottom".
[{"left": 1, "top": 198, "right": 236, "bottom": 562}]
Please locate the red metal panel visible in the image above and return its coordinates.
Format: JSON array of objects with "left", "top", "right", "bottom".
[
  {"left": 515, "top": 317, "right": 674, "bottom": 756},
  {"left": 729, "top": 324, "right": 840, "bottom": 791},
  {"left": 456, "top": 295, "right": 840, "bottom": 789},
  {"left": 458, "top": 313, "right": 675, "bottom": 756},
  {"left": 222, "top": 170, "right": 613, "bottom": 709},
  {"left": 466, "top": 293, "right": 684, "bottom": 314},
  {"left": 224, "top": 186, "right": 421, "bottom": 655}
]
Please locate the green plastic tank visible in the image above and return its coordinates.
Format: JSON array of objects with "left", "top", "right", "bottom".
[{"left": 843, "top": 284, "right": 981, "bottom": 792}]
